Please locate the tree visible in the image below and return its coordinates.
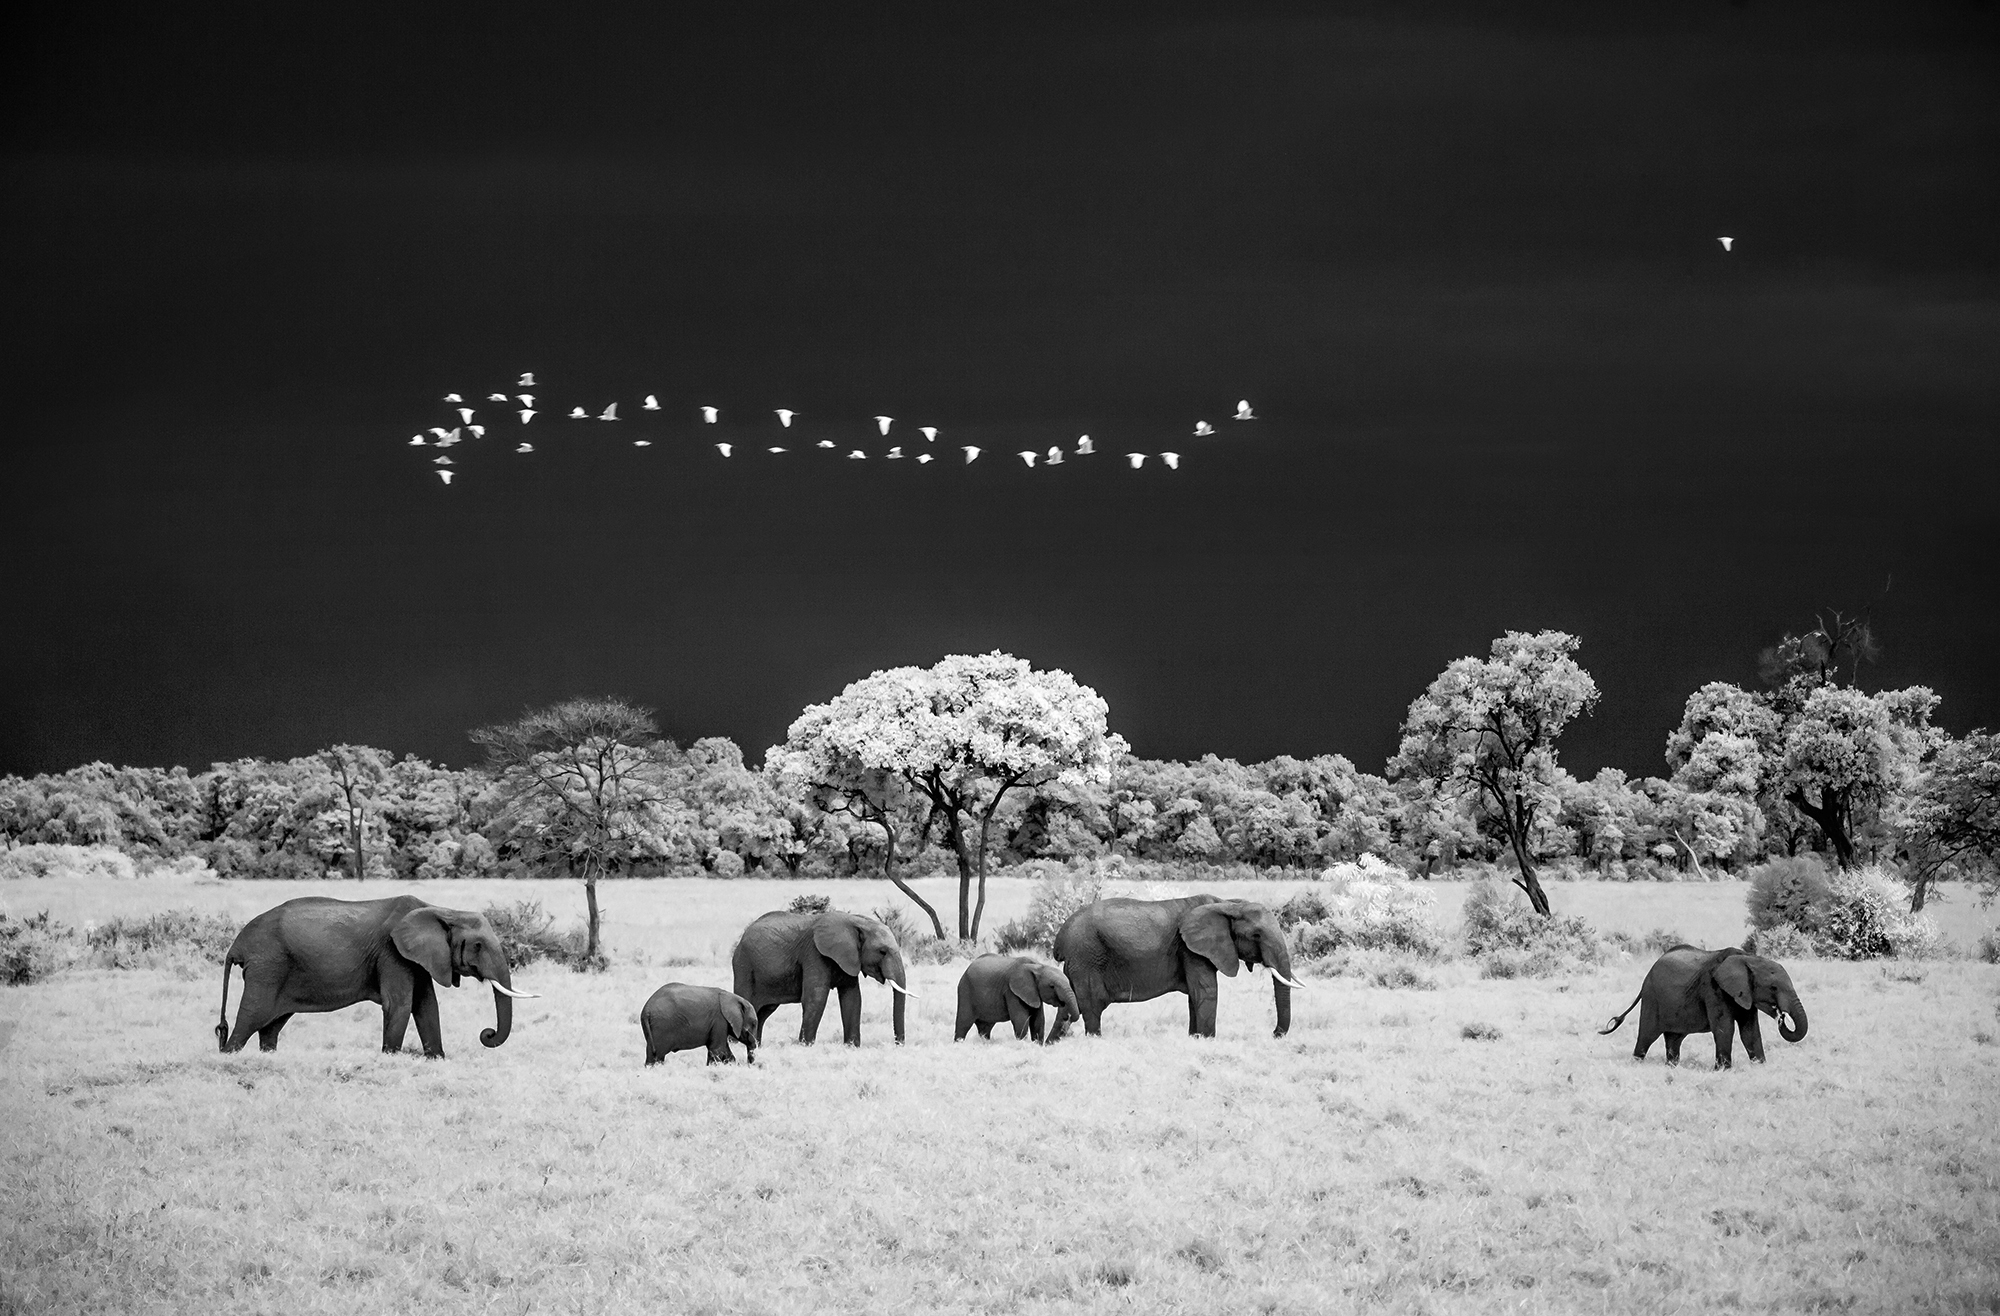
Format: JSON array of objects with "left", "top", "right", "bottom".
[
  {"left": 1897, "top": 730, "right": 2000, "bottom": 911},
  {"left": 470, "top": 698, "right": 678, "bottom": 967},
  {"left": 319, "top": 745, "right": 389, "bottom": 880},
  {"left": 1775, "top": 683, "right": 1940, "bottom": 868},
  {"left": 1390, "top": 631, "right": 1600, "bottom": 915},
  {"left": 772, "top": 652, "right": 1122, "bottom": 939}
]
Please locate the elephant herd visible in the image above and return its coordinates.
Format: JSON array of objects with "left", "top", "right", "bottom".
[{"left": 214, "top": 892, "right": 1809, "bottom": 1071}]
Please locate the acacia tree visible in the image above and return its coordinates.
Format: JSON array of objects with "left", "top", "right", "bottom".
[
  {"left": 772, "top": 652, "right": 1122, "bottom": 939},
  {"left": 1897, "top": 729, "right": 2000, "bottom": 911},
  {"left": 470, "top": 698, "right": 677, "bottom": 967},
  {"left": 1390, "top": 631, "right": 1599, "bottom": 916},
  {"left": 319, "top": 744, "right": 389, "bottom": 880}
]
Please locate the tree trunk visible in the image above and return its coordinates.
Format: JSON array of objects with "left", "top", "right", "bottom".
[
  {"left": 1508, "top": 833, "right": 1551, "bottom": 917},
  {"left": 349, "top": 807, "right": 365, "bottom": 881},
  {"left": 880, "top": 816, "right": 947, "bottom": 939},
  {"left": 583, "top": 857, "right": 602, "bottom": 967},
  {"left": 1908, "top": 869, "right": 1932, "bottom": 913},
  {"left": 1787, "top": 787, "right": 1856, "bottom": 868},
  {"left": 943, "top": 810, "right": 975, "bottom": 940},
  {"left": 972, "top": 814, "right": 993, "bottom": 941}
]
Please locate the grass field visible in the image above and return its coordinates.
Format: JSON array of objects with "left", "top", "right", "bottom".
[{"left": 4, "top": 874, "right": 1998, "bottom": 1314}]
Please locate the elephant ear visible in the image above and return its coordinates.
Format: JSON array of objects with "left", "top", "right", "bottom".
[
  {"left": 723, "top": 993, "right": 760, "bottom": 1044},
  {"left": 1007, "top": 961, "right": 1043, "bottom": 1012},
  {"left": 812, "top": 916, "right": 863, "bottom": 978},
  {"left": 1179, "top": 904, "right": 1242, "bottom": 977},
  {"left": 1713, "top": 955, "right": 1755, "bottom": 1011},
  {"left": 390, "top": 907, "right": 455, "bottom": 987}
]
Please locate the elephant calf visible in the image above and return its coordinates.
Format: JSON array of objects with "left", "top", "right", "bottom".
[
  {"left": 640, "top": 983, "right": 760, "bottom": 1066},
  {"left": 955, "top": 955, "right": 1079, "bottom": 1044},
  {"left": 1601, "top": 945, "right": 1807, "bottom": 1069}
]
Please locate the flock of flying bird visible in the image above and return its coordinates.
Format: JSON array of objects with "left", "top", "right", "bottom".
[{"left": 409, "top": 374, "right": 1259, "bottom": 486}]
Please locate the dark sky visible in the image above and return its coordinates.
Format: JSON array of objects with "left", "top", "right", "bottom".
[{"left": 4, "top": 2, "right": 1996, "bottom": 780}]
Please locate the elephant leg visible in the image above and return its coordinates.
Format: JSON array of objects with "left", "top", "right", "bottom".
[
  {"left": 976, "top": 1020, "right": 994, "bottom": 1039},
  {"left": 411, "top": 975, "right": 445, "bottom": 1059},
  {"left": 1663, "top": 1033, "right": 1684, "bottom": 1065},
  {"left": 756, "top": 1003, "right": 782, "bottom": 1039},
  {"left": 1187, "top": 992, "right": 1201, "bottom": 1036},
  {"left": 955, "top": 999, "right": 973, "bottom": 1041},
  {"left": 837, "top": 982, "right": 863, "bottom": 1047},
  {"left": 1007, "top": 996, "right": 1032, "bottom": 1041},
  {"left": 1711, "top": 1014, "right": 1736, "bottom": 1070},
  {"left": 1633, "top": 1000, "right": 1660, "bottom": 1060},
  {"left": 255, "top": 1013, "right": 294, "bottom": 1052},
  {"left": 223, "top": 970, "right": 286, "bottom": 1053},
  {"left": 1739, "top": 1011, "right": 1765, "bottom": 1064},
  {"left": 797, "top": 986, "right": 830, "bottom": 1045},
  {"left": 380, "top": 966, "right": 415, "bottom": 1054},
  {"left": 1027, "top": 1005, "right": 1046, "bottom": 1046},
  {"left": 707, "top": 1019, "right": 737, "bottom": 1064},
  {"left": 1188, "top": 986, "right": 1219, "bottom": 1038}
]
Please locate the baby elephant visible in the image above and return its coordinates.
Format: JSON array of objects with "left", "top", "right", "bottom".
[
  {"left": 955, "top": 954, "right": 1079, "bottom": 1044},
  {"left": 1601, "top": 945, "right": 1808, "bottom": 1069},
  {"left": 640, "top": 983, "right": 760, "bottom": 1066}
]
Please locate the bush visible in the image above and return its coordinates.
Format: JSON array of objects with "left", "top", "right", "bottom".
[
  {"left": 1978, "top": 929, "right": 2000, "bottom": 965},
  {"left": 1460, "top": 880, "right": 1603, "bottom": 976},
  {"left": 1279, "top": 873, "right": 1446, "bottom": 964},
  {"left": 1745, "top": 856, "right": 1835, "bottom": 933},
  {"left": 0, "top": 844, "right": 138, "bottom": 882},
  {"left": 1605, "top": 927, "right": 1689, "bottom": 957},
  {"left": 1817, "top": 868, "right": 1901, "bottom": 959},
  {"left": 788, "top": 893, "right": 832, "bottom": 915},
  {"left": 1745, "top": 922, "right": 1817, "bottom": 960},
  {"left": 86, "top": 909, "right": 238, "bottom": 967},
  {"left": 1, "top": 911, "right": 75, "bottom": 984},
  {"left": 994, "top": 865, "right": 1105, "bottom": 953},
  {"left": 1370, "top": 962, "right": 1437, "bottom": 990},
  {"left": 480, "top": 900, "right": 591, "bottom": 970},
  {"left": 1461, "top": 1022, "right": 1503, "bottom": 1041},
  {"left": 1316, "top": 854, "right": 1406, "bottom": 884},
  {"left": 871, "top": 906, "right": 970, "bottom": 966}
]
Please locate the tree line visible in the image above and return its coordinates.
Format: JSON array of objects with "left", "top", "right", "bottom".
[{"left": 5, "top": 623, "right": 1995, "bottom": 945}]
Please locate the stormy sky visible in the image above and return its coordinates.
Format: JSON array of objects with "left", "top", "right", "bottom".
[{"left": 3, "top": 2, "right": 1995, "bottom": 779}]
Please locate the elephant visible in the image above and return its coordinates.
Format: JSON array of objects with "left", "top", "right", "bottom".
[
  {"left": 1600, "top": 945, "right": 1808, "bottom": 1068},
  {"left": 216, "top": 896, "right": 534, "bottom": 1057},
  {"left": 1052, "top": 895, "right": 1304, "bottom": 1038},
  {"left": 954, "top": 954, "right": 1080, "bottom": 1044},
  {"left": 640, "top": 983, "right": 760, "bottom": 1065},
  {"left": 731, "top": 908, "right": 914, "bottom": 1046}
]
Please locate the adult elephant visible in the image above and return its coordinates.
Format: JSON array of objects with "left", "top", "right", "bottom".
[
  {"left": 640, "top": 983, "right": 760, "bottom": 1066},
  {"left": 731, "top": 908, "right": 914, "bottom": 1046},
  {"left": 1600, "top": 945, "right": 1807, "bottom": 1068},
  {"left": 1053, "top": 895, "right": 1304, "bottom": 1038},
  {"left": 955, "top": 954, "right": 1079, "bottom": 1044},
  {"left": 216, "top": 896, "right": 534, "bottom": 1057}
]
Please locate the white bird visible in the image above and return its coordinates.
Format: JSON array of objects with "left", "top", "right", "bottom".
[
  {"left": 716, "top": 443, "right": 733, "bottom": 457},
  {"left": 776, "top": 409, "right": 796, "bottom": 427},
  {"left": 1193, "top": 421, "right": 1214, "bottom": 436},
  {"left": 848, "top": 450, "right": 866, "bottom": 459},
  {"left": 1017, "top": 451, "right": 1037, "bottom": 467},
  {"left": 701, "top": 406, "right": 719, "bottom": 423},
  {"left": 444, "top": 393, "right": 462, "bottom": 403},
  {"left": 1076, "top": 435, "right": 1095, "bottom": 455},
  {"left": 435, "top": 428, "right": 462, "bottom": 447},
  {"left": 919, "top": 426, "right": 938, "bottom": 441},
  {"left": 962, "top": 446, "right": 981, "bottom": 463},
  {"left": 569, "top": 407, "right": 587, "bottom": 419},
  {"left": 917, "top": 453, "right": 934, "bottom": 464},
  {"left": 1045, "top": 446, "right": 1063, "bottom": 465},
  {"left": 875, "top": 416, "right": 893, "bottom": 435},
  {"left": 457, "top": 408, "right": 475, "bottom": 424},
  {"left": 1234, "top": 400, "right": 1256, "bottom": 421},
  {"left": 468, "top": 425, "right": 485, "bottom": 437},
  {"left": 1126, "top": 453, "right": 1146, "bottom": 468},
  {"left": 1161, "top": 452, "right": 1180, "bottom": 469},
  {"left": 599, "top": 403, "right": 618, "bottom": 421},
  {"left": 643, "top": 395, "right": 660, "bottom": 411},
  {"left": 518, "top": 409, "right": 536, "bottom": 423},
  {"left": 488, "top": 393, "right": 509, "bottom": 402},
  {"left": 408, "top": 435, "right": 426, "bottom": 446},
  {"left": 434, "top": 455, "right": 453, "bottom": 465},
  {"left": 817, "top": 439, "right": 836, "bottom": 448},
  {"left": 767, "top": 446, "right": 787, "bottom": 453},
  {"left": 429, "top": 426, "right": 451, "bottom": 439},
  {"left": 1719, "top": 236, "right": 1734, "bottom": 251},
  {"left": 886, "top": 446, "right": 903, "bottom": 458},
  {"left": 518, "top": 373, "right": 536, "bottom": 387},
  {"left": 516, "top": 442, "right": 534, "bottom": 453},
  {"left": 437, "top": 470, "right": 454, "bottom": 485},
  {"left": 633, "top": 440, "right": 652, "bottom": 447},
  {"left": 517, "top": 394, "right": 535, "bottom": 407}
]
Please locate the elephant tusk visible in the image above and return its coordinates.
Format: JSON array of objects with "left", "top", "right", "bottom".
[
  {"left": 489, "top": 983, "right": 540, "bottom": 999},
  {"left": 1272, "top": 973, "right": 1307, "bottom": 990},
  {"left": 885, "top": 980, "right": 918, "bottom": 998}
]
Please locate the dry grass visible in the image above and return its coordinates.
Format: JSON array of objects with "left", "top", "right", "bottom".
[{"left": 2, "top": 876, "right": 1998, "bottom": 1314}]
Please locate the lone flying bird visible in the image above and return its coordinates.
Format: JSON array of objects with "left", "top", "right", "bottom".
[
  {"left": 517, "top": 394, "right": 535, "bottom": 407},
  {"left": 518, "top": 373, "right": 536, "bottom": 387},
  {"left": 817, "top": 440, "right": 836, "bottom": 448},
  {"left": 1076, "top": 436, "right": 1095, "bottom": 455},
  {"left": 569, "top": 407, "right": 588, "bottom": 419},
  {"left": 468, "top": 425, "right": 485, "bottom": 437},
  {"left": 886, "top": 446, "right": 903, "bottom": 458},
  {"left": 488, "top": 393, "right": 509, "bottom": 402},
  {"left": 1126, "top": 453, "right": 1146, "bottom": 468},
  {"left": 701, "top": 406, "right": 719, "bottom": 423},
  {"left": 919, "top": 426, "right": 938, "bottom": 441},
  {"left": 599, "top": 403, "right": 618, "bottom": 421},
  {"left": 1017, "top": 451, "right": 1037, "bottom": 467},
  {"left": 433, "top": 455, "right": 453, "bottom": 465},
  {"left": 775, "top": 410, "right": 796, "bottom": 427},
  {"left": 437, "top": 470, "right": 454, "bottom": 485},
  {"left": 875, "top": 416, "right": 893, "bottom": 435},
  {"left": 962, "top": 446, "right": 981, "bottom": 463},
  {"left": 1234, "top": 401, "right": 1255, "bottom": 421},
  {"left": 1719, "top": 237, "right": 1734, "bottom": 251},
  {"left": 457, "top": 408, "right": 475, "bottom": 423},
  {"left": 1193, "top": 421, "right": 1215, "bottom": 436},
  {"left": 1045, "top": 447, "right": 1063, "bottom": 465},
  {"left": 643, "top": 395, "right": 660, "bottom": 410},
  {"left": 515, "top": 442, "right": 534, "bottom": 453},
  {"left": 848, "top": 450, "right": 866, "bottom": 459},
  {"left": 518, "top": 409, "right": 536, "bottom": 423},
  {"left": 767, "top": 447, "right": 787, "bottom": 453},
  {"left": 917, "top": 453, "right": 933, "bottom": 464},
  {"left": 444, "top": 393, "right": 462, "bottom": 403},
  {"left": 408, "top": 435, "right": 426, "bottom": 446},
  {"left": 716, "top": 443, "right": 733, "bottom": 457},
  {"left": 633, "top": 440, "right": 651, "bottom": 447},
  {"left": 1161, "top": 452, "right": 1180, "bottom": 469}
]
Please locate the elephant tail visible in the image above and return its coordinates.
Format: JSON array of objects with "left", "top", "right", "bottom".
[
  {"left": 215, "top": 958, "right": 236, "bottom": 1050},
  {"left": 1598, "top": 989, "right": 1643, "bottom": 1035}
]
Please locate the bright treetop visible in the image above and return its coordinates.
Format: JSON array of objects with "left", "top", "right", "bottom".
[
  {"left": 771, "top": 651, "right": 1123, "bottom": 940},
  {"left": 1390, "top": 630, "right": 1600, "bottom": 917}
]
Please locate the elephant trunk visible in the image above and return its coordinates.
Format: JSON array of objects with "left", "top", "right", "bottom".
[
  {"left": 1266, "top": 937, "right": 1297, "bottom": 1038},
  {"left": 1777, "top": 994, "right": 1807, "bottom": 1044},
  {"left": 887, "top": 957, "right": 908, "bottom": 1045},
  {"left": 480, "top": 965, "right": 515, "bottom": 1049}
]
